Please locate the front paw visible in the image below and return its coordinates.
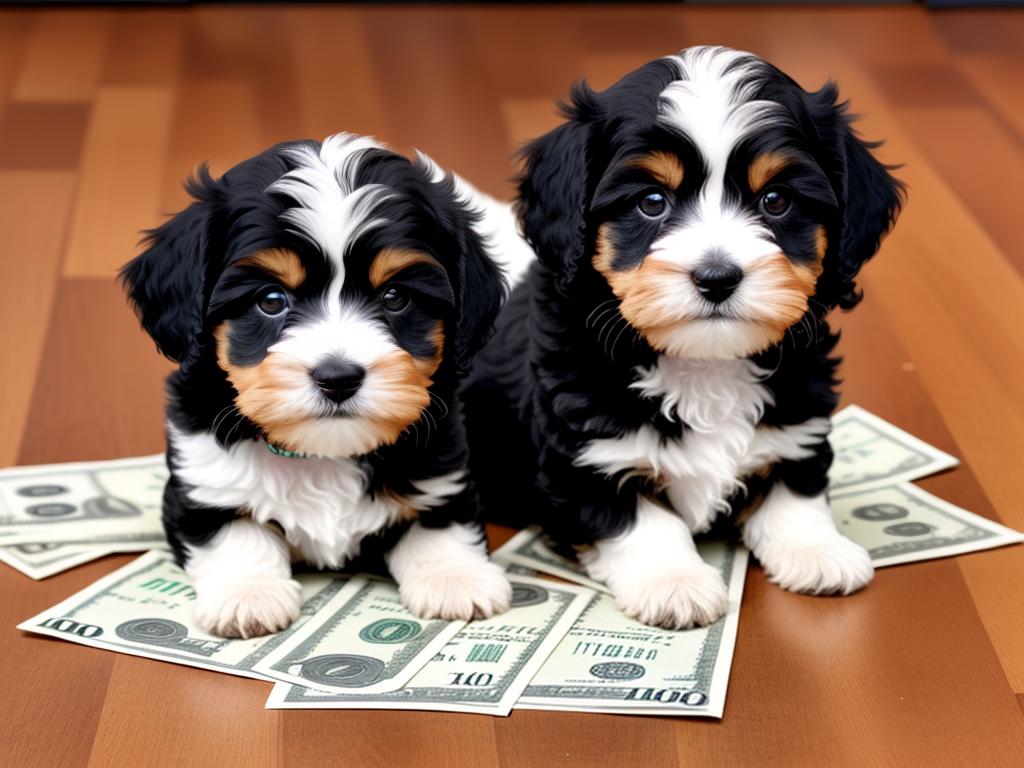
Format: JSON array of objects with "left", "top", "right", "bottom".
[
  {"left": 398, "top": 558, "right": 512, "bottom": 621},
  {"left": 755, "top": 535, "right": 874, "bottom": 596},
  {"left": 609, "top": 561, "right": 728, "bottom": 630},
  {"left": 193, "top": 576, "right": 302, "bottom": 639}
]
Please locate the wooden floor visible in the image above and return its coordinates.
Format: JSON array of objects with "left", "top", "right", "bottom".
[{"left": 1, "top": 4, "right": 1023, "bottom": 766}]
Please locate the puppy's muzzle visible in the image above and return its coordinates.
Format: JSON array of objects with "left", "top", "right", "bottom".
[{"left": 311, "top": 358, "right": 365, "bottom": 404}]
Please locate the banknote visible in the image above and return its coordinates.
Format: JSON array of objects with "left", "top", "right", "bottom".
[
  {"left": 253, "top": 577, "right": 468, "bottom": 695},
  {"left": 0, "top": 539, "right": 162, "bottom": 580},
  {"left": 17, "top": 550, "right": 345, "bottom": 680},
  {"left": 828, "top": 405, "right": 959, "bottom": 492},
  {"left": 0, "top": 542, "right": 119, "bottom": 579},
  {"left": 265, "top": 576, "right": 595, "bottom": 715},
  {"left": 494, "top": 528, "right": 610, "bottom": 594},
  {"left": 831, "top": 482, "right": 1024, "bottom": 567},
  {"left": 515, "top": 541, "right": 748, "bottom": 718},
  {"left": 0, "top": 454, "right": 167, "bottom": 546}
]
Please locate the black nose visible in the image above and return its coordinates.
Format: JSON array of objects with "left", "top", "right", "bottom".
[
  {"left": 311, "top": 360, "right": 365, "bottom": 404},
  {"left": 691, "top": 262, "right": 743, "bottom": 304}
]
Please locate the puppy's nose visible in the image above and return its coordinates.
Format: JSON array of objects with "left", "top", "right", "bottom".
[
  {"left": 311, "top": 359, "right": 365, "bottom": 404},
  {"left": 691, "top": 262, "right": 743, "bottom": 304}
]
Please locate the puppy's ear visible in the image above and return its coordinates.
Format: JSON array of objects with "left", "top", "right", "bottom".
[
  {"left": 819, "top": 87, "right": 905, "bottom": 309},
  {"left": 120, "top": 167, "right": 220, "bottom": 368},
  {"left": 453, "top": 223, "right": 505, "bottom": 374},
  {"left": 516, "top": 84, "right": 596, "bottom": 290}
]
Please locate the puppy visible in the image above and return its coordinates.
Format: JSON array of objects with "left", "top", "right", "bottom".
[
  {"left": 463, "top": 47, "right": 904, "bottom": 629},
  {"left": 122, "top": 133, "right": 512, "bottom": 638}
]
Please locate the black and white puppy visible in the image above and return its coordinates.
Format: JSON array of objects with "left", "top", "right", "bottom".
[
  {"left": 463, "top": 47, "right": 904, "bottom": 629},
  {"left": 122, "top": 133, "right": 512, "bottom": 638}
]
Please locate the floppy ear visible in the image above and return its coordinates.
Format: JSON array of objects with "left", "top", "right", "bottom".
[
  {"left": 452, "top": 219, "right": 506, "bottom": 375},
  {"left": 516, "top": 86, "right": 595, "bottom": 291},
  {"left": 828, "top": 104, "right": 905, "bottom": 309},
  {"left": 120, "top": 168, "right": 219, "bottom": 368}
]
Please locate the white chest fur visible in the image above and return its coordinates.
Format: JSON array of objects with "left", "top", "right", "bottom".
[
  {"left": 575, "top": 357, "right": 813, "bottom": 532},
  {"left": 169, "top": 425, "right": 413, "bottom": 568}
]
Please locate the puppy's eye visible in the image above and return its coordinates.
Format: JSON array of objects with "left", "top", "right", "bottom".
[
  {"left": 637, "top": 190, "right": 669, "bottom": 219},
  {"left": 256, "top": 289, "right": 289, "bottom": 317},
  {"left": 761, "top": 188, "right": 792, "bottom": 218},
  {"left": 380, "top": 286, "right": 410, "bottom": 313}
]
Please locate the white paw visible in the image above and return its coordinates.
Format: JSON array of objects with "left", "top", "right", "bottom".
[
  {"left": 398, "top": 558, "right": 512, "bottom": 621},
  {"left": 755, "top": 534, "right": 874, "bottom": 595},
  {"left": 193, "top": 576, "right": 302, "bottom": 639},
  {"left": 609, "top": 561, "right": 728, "bottom": 630}
]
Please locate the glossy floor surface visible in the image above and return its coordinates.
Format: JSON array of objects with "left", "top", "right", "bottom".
[{"left": 1, "top": 5, "right": 1023, "bottom": 766}]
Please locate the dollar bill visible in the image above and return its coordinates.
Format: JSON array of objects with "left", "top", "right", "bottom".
[
  {"left": 828, "top": 405, "right": 959, "bottom": 492},
  {"left": 253, "top": 577, "right": 467, "bottom": 695},
  {"left": 831, "top": 482, "right": 1024, "bottom": 567},
  {"left": 265, "top": 576, "right": 595, "bottom": 715},
  {"left": 0, "top": 454, "right": 167, "bottom": 546},
  {"left": 514, "top": 541, "right": 747, "bottom": 718},
  {"left": 17, "top": 550, "right": 346, "bottom": 680},
  {"left": 0, "top": 542, "right": 121, "bottom": 579},
  {"left": 494, "top": 528, "right": 610, "bottom": 594}
]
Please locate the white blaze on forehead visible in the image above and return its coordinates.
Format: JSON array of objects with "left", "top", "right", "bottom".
[
  {"left": 267, "top": 133, "right": 393, "bottom": 290},
  {"left": 658, "top": 46, "right": 781, "bottom": 200}
]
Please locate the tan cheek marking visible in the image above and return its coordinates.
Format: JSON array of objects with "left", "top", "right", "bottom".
[
  {"left": 369, "top": 248, "right": 443, "bottom": 289},
  {"left": 745, "top": 253, "right": 820, "bottom": 337},
  {"left": 627, "top": 151, "right": 684, "bottom": 190},
  {"left": 214, "top": 322, "right": 306, "bottom": 430},
  {"left": 411, "top": 321, "right": 445, "bottom": 379},
  {"left": 815, "top": 226, "right": 828, "bottom": 261},
  {"left": 364, "top": 349, "right": 433, "bottom": 445},
  {"left": 593, "top": 224, "right": 691, "bottom": 346},
  {"left": 236, "top": 248, "right": 306, "bottom": 290},
  {"left": 748, "top": 152, "right": 794, "bottom": 194}
]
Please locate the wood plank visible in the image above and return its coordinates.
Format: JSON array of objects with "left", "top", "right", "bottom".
[
  {"left": 282, "top": 710, "right": 500, "bottom": 768},
  {"left": 12, "top": 10, "right": 111, "bottom": 102},
  {"left": 0, "top": 102, "right": 91, "bottom": 170},
  {"left": 0, "top": 11, "right": 34, "bottom": 120},
  {"left": 18, "top": 279, "right": 171, "bottom": 464},
  {"left": 63, "top": 87, "right": 173, "bottom": 278},
  {"left": 0, "top": 172, "right": 76, "bottom": 467},
  {"left": 86, "top": 658, "right": 279, "bottom": 768},
  {"left": 101, "top": 9, "right": 185, "bottom": 87}
]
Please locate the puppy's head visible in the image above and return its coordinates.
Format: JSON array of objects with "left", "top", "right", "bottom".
[
  {"left": 122, "top": 134, "right": 502, "bottom": 458},
  {"left": 518, "top": 46, "right": 904, "bottom": 360}
]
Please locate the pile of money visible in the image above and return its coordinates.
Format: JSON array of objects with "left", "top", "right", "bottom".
[
  {"left": 0, "top": 455, "right": 168, "bottom": 579},
  {"left": 11, "top": 406, "right": 1024, "bottom": 717}
]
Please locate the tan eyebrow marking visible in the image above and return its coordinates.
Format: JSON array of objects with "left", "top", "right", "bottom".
[
  {"left": 627, "top": 151, "right": 684, "bottom": 190},
  {"left": 748, "top": 151, "right": 796, "bottom": 194},
  {"left": 236, "top": 248, "right": 306, "bottom": 290},
  {"left": 369, "top": 247, "right": 443, "bottom": 289}
]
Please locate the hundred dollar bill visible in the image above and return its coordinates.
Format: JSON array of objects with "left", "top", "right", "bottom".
[
  {"left": 17, "top": 550, "right": 345, "bottom": 680},
  {"left": 828, "top": 405, "right": 958, "bottom": 492},
  {"left": 831, "top": 482, "right": 1024, "bottom": 567},
  {"left": 265, "top": 576, "right": 595, "bottom": 715},
  {"left": 515, "top": 541, "right": 748, "bottom": 718},
  {"left": 253, "top": 577, "right": 467, "bottom": 695},
  {"left": 0, "top": 454, "right": 167, "bottom": 546}
]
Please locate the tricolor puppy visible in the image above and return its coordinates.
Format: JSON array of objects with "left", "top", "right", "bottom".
[
  {"left": 463, "top": 47, "right": 904, "bottom": 629},
  {"left": 122, "top": 133, "right": 512, "bottom": 638}
]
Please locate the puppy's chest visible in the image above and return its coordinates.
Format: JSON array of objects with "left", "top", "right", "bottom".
[
  {"left": 576, "top": 358, "right": 771, "bottom": 484},
  {"left": 173, "top": 430, "right": 409, "bottom": 568}
]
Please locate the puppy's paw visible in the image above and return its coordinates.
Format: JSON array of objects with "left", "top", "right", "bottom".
[
  {"left": 757, "top": 534, "right": 874, "bottom": 595},
  {"left": 610, "top": 561, "right": 728, "bottom": 630},
  {"left": 399, "top": 558, "right": 512, "bottom": 621},
  {"left": 194, "top": 576, "right": 302, "bottom": 639}
]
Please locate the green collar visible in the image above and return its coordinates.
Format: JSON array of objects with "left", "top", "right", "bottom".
[{"left": 265, "top": 441, "right": 313, "bottom": 459}]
